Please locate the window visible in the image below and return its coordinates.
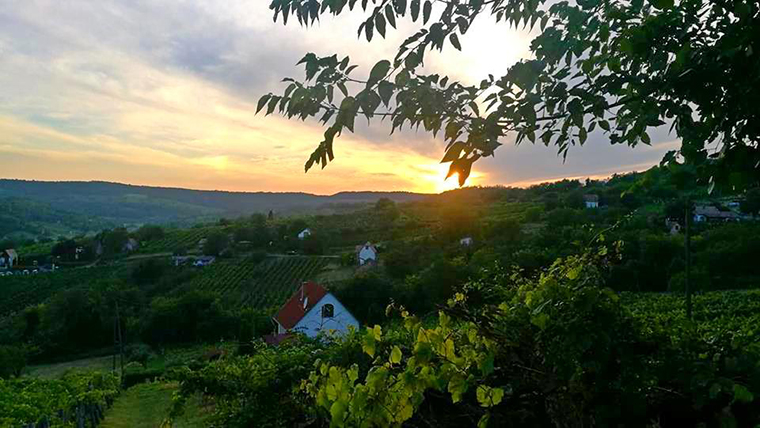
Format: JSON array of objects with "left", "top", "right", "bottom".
[{"left": 322, "top": 304, "right": 334, "bottom": 318}]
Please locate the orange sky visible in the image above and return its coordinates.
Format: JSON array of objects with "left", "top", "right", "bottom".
[{"left": 0, "top": 1, "right": 676, "bottom": 194}]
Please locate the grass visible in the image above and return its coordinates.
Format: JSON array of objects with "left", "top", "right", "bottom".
[
  {"left": 26, "top": 355, "right": 116, "bottom": 379},
  {"left": 101, "top": 382, "right": 211, "bottom": 428}
]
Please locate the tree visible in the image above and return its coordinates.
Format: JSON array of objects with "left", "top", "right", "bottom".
[
  {"left": 203, "top": 231, "right": 230, "bottom": 256},
  {"left": 102, "top": 228, "right": 129, "bottom": 255},
  {"left": 136, "top": 224, "right": 165, "bottom": 242},
  {"left": 741, "top": 188, "right": 760, "bottom": 215},
  {"left": 262, "top": 0, "right": 759, "bottom": 190},
  {"left": 0, "top": 345, "right": 26, "bottom": 379}
]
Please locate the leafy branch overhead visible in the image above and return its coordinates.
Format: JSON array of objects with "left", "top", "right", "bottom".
[{"left": 261, "top": 0, "right": 760, "bottom": 188}]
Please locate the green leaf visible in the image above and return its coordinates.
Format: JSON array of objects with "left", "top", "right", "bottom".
[
  {"left": 422, "top": 0, "right": 432, "bottom": 24},
  {"left": 368, "top": 60, "right": 392, "bottom": 85},
  {"left": 441, "top": 142, "right": 465, "bottom": 163},
  {"left": 256, "top": 94, "right": 271, "bottom": 114},
  {"left": 385, "top": 4, "right": 396, "bottom": 28},
  {"left": 390, "top": 346, "right": 402, "bottom": 364},
  {"left": 648, "top": 0, "right": 674, "bottom": 10},
  {"left": 375, "top": 13, "right": 386, "bottom": 38},
  {"left": 477, "top": 413, "right": 491, "bottom": 428},
  {"left": 598, "top": 120, "right": 611, "bottom": 131},
  {"left": 378, "top": 81, "right": 394, "bottom": 106},
  {"left": 410, "top": 0, "right": 420, "bottom": 21},
  {"left": 449, "top": 33, "right": 461, "bottom": 51},
  {"left": 373, "top": 324, "right": 383, "bottom": 341},
  {"left": 733, "top": 384, "right": 754, "bottom": 403}
]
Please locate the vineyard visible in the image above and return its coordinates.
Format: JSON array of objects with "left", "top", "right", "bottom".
[
  {"left": 136, "top": 226, "right": 227, "bottom": 254},
  {"left": 0, "top": 372, "right": 119, "bottom": 427},
  {"left": 0, "top": 266, "right": 119, "bottom": 317},
  {"left": 181, "top": 256, "right": 333, "bottom": 309},
  {"left": 621, "top": 290, "right": 760, "bottom": 350}
]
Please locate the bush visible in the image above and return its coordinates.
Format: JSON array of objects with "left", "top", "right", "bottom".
[
  {"left": 124, "top": 343, "right": 152, "bottom": 366},
  {"left": 0, "top": 345, "right": 26, "bottom": 379}
]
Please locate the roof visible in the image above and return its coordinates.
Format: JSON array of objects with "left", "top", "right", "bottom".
[
  {"left": 694, "top": 205, "right": 741, "bottom": 219},
  {"left": 274, "top": 281, "right": 329, "bottom": 330},
  {"left": 355, "top": 242, "right": 378, "bottom": 254},
  {"left": 3, "top": 249, "right": 17, "bottom": 259},
  {"left": 583, "top": 194, "right": 599, "bottom": 202}
]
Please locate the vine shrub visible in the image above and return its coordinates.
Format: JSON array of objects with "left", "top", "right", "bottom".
[
  {"left": 171, "top": 246, "right": 759, "bottom": 427},
  {"left": 302, "top": 247, "right": 759, "bottom": 427}
]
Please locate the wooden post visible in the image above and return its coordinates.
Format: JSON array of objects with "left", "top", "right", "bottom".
[
  {"left": 116, "top": 301, "right": 124, "bottom": 383},
  {"left": 685, "top": 199, "right": 692, "bottom": 320}
]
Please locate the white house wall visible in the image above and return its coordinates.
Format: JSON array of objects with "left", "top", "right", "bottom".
[
  {"left": 358, "top": 247, "right": 377, "bottom": 265},
  {"left": 292, "top": 293, "right": 359, "bottom": 338}
]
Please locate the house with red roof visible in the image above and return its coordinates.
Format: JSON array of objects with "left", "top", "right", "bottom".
[
  {"left": 355, "top": 242, "right": 378, "bottom": 266},
  {"left": 272, "top": 281, "right": 359, "bottom": 338}
]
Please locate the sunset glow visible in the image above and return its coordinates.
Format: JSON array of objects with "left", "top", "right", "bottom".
[{"left": 0, "top": 1, "right": 674, "bottom": 194}]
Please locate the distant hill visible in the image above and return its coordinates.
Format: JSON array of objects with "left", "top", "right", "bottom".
[
  {"left": 0, "top": 197, "right": 114, "bottom": 241},
  {"left": 0, "top": 179, "right": 430, "bottom": 228}
]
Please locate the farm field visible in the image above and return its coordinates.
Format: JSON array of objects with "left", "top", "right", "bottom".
[
  {"left": 136, "top": 226, "right": 227, "bottom": 254},
  {"left": 26, "top": 355, "right": 116, "bottom": 379},
  {"left": 621, "top": 290, "right": 760, "bottom": 348},
  {"left": 0, "top": 266, "right": 121, "bottom": 317},
  {"left": 181, "top": 256, "right": 335, "bottom": 309}
]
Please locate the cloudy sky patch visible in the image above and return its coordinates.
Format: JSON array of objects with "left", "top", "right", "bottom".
[{"left": 0, "top": 0, "right": 675, "bottom": 193}]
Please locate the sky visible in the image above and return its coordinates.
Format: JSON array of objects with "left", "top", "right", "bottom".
[{"left": 0, "top": 0, "right": 679, "bottom": 194}]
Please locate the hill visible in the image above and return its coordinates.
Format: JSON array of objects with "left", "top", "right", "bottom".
[
  {"left": 0, "top": 197, "right": 114, "bottom": 242},
  {"left": 0, "top": 179, "right": 429, "bottom": 228}
]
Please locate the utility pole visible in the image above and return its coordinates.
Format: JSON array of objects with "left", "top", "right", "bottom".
[
  {"left": 115, "top": 301, "right": 124, "bottom": 381},
  {"left": 685, "top": 199, "right": 692, "bottom": 320}
]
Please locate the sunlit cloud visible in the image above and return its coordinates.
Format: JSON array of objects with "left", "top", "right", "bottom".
[{"left": 0, "top": 0, "right": 675, "bottom": 194}]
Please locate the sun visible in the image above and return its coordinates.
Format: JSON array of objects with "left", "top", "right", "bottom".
[{"left": 416, "top": 163, "right": 482, "bottom": 193}]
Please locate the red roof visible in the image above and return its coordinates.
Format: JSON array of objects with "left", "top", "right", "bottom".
[{"left": 274, "top": 281, "right": 328, "bottom": 329}]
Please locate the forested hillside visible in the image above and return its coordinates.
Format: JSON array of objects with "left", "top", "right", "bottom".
[{"left": 0, "top": 179, "right": 428, "bottom": 226}]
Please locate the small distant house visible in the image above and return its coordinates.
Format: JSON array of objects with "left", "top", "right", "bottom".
[
  {"left": 193, "top": 256, "right": 216, "bottom": 267},
  {"left": 584, "top": 194, "right": 600, "bottom": 209},
  {"left": 355, "top": 242, "right": 378, "bottom": 266},
  {"left": 298, "top": 228, "right": 312, "bottom": 240},
  {"left": 0, "top": 249, "right": 18, "bottom": 269},
  {"left": 272, "top": 281, "right": 359, "bottom": 338},
  {"left": 123, "top": 238, "right": 139, "bottom": 252},
  {"left": 460, "top": 237, "right": 474, "bottom": 247},
  {"left": 693, "top": 205, "right": 742, "bottom": 223},
  {"left": 668, "top": 222, "right": 681, "bottom": 235}
]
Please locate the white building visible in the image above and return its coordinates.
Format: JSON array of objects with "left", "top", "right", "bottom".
[
  {"left": 297, "top": 228, "right": 312, "bottom": 240},
  {"left": 460, "top": 237, "right": 474, "bottom": 247},
  {"left": 355, "top": 242, "right": 378, "bottom": 266},
  {"left": 0, "top": 249, "right": 18, "bottom": 269},
  {"left": 273, "top": 282, "right": 359, "bottom": 338},
  {"left": 584, "top": 194, "right": 599, "bottom": 209}
]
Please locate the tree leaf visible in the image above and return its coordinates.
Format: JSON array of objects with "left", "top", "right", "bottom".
[
  {"left": 410, "top": 0, "right": 420, "bottom": 21},
  {"left": 423, "top": 0, "right": 432, "bottom": 24},
  {"left": 256, "top": 94, "right": 271, "bottom": 114},
  {"left": 368, "top": 60, "right": 392, "bottom": 86},
  {"left": 375, "top": 13, "right": 386, "bottom": 38},
  {"left": 648, "top": 0, "right": 674, "bottom": 10},
  {"left": 441, "top": 141, "right": 466, "bottom": 163},
  {"left": 378, "top": 81, "right": 394, "bottom": 106},
  {"left": 385, "top": 4, "right": 397, "bottom": 28},
  {"left": 450, "top": 33, "right": 462, "bottom": 51}
]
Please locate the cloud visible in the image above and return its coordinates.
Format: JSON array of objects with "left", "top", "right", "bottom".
[{"left": 0, "top": 0, "right": 671, "bottom": 194}]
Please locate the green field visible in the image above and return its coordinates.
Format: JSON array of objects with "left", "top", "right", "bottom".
[
  {"left": 0, "top": 266, "right": 120, "bottom": 317},
  {"left": 182, "top": 256, "right": 334, "bottom": 309},
  {"left": 101, "top": 382, "right": 211, "bottom": 428},
  {"left": 137, "top": 226, "right": 226, "bottom": 254}
]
